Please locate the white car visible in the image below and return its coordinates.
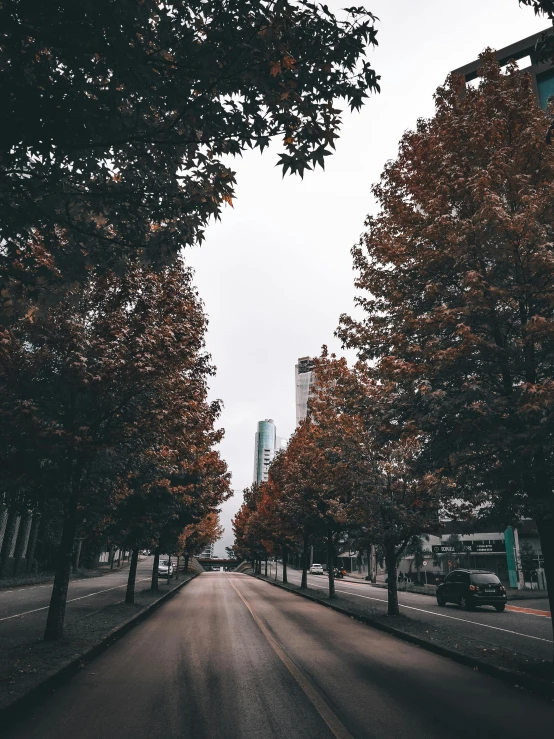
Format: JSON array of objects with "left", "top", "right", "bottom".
[
  {"left": 158, "top": 560, "right": 174, "bottom": 577},
  {"left": 310, "top": 563, "right": 324, "bottom": 575}
]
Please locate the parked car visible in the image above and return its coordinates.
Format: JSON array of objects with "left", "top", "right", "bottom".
[
  {"left": 158, "top": 560, "right": 174, "bottom": 577},
  {"left": 436, "top": 569, "right": 507, "bottom": 611},
  {"left": 309, "top": 563, "right": 324, "bottom": 575}
]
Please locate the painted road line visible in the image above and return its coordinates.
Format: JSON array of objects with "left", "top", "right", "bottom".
[
  {"left": 506, "top": 605, "right": 551, "bottom": 618},
  {"left": 0, "top": 578, "right": 151, "bottom": 622},
  {"left": 228, "top": 576, "right": 354, "bottom": 739}
]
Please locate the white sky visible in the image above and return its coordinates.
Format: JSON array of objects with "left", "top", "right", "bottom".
[{"left": 187, "top": 1, "right": 548, "bottom": 556}]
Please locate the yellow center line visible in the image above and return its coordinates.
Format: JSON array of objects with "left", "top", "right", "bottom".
[{"left": 226, "top": 575, "right": 354, "bottom": 739}]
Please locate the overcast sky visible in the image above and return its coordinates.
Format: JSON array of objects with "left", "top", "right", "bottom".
[{"left": 187, "top": 1, "right": 548, "bottom": 556}]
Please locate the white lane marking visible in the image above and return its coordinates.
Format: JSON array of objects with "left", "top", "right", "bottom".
[
  {"left": 297, "top": 579, "right": 553, "bottom": 644},
  {"left": 227, "top": 576, "right": 354, "bottom": 739},
  {"left": 0, "top": 578, "right": 150, "bottom": 622}
]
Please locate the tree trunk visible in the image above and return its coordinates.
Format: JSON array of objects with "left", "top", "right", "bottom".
[
  {"left": 176, "top": 555, "right": 180, "bottom": 580},
  {"left": 109, "top": 545, "right": 115, "bottom": 570},
  {"left": 184, "top": 552, "right": 189, "bottom": 574},
  {"left": 125, "top": 549, "right": 139, "bottom": 604},
  {"left": 301, "top": 534, "right": 309, "bottom": 589},
  {"left": 117, "top": 548, "right": 122, "bottom": 567},
  {"left": 535, "top": 516, "right": 554, "bottom": 661},
  {"left": 385, "top": 542, "right": 399, "bottom": 616},
  {"left": 13, "top": 511, "right": 32, "bottom": 576},
  {"left": 44, "top": 495, "right": 78, "bottom": 640},
  {"left": 370, "top": 544, "right": 377, "bottom": 583},
  {"left": 151, "top": 548, "right": 160, "bottom": 592},
  {"left": 73, "top": 538, "right": 83, "bottom": 572},
  {"left": 264, "top": 558, "right": 268, "bottom": 577},
  {"left": 0, "top": 508, "right": 18, "bottom": 578},
  {"left": 25, "top": 513, "right": 41, "bottom": 574},
  {"left": 327, "top": 526, "right": 335, "bottom": 599},
  {"left": 282, "top": 549, "right": 288, "bottom": 584}
]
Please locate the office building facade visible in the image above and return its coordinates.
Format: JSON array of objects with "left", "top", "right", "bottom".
[
  {"left": 253, "top": 419, "right": 284, "bottom": 484},
  {"left": 453, "top": 27, "right": 554, "bottom": 109},
  {"left": 295, "top": 356, "right": 315, "bottom": 425}
]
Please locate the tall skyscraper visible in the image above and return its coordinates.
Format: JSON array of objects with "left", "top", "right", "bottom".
[
  {"left": 253, "top": 419, "right": 283, "bottom": 484},
  {"left": 295, "top": 356, "right": 314, "bottom": 425}
]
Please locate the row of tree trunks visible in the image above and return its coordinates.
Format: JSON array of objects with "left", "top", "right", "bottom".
[
  {"left": 0, "top": 508, "right": 18, "bottom": 578},
  {"left": 151, "top": 548, "right": 160, "bottom": 592},
  {"left": 44, "top": 495, "right": 79, "bottom": 640},
  {"left": 13, "top": 511, "right": 32, "bottom": 576},
  {"left": 25, "top": 514, "right": 41, "bottom": 574},
  {"left": 301, "top": 534, "right": 309, "bottom": 589},
  {"left": 125, "top": 549, "right": 139, "bottom": 604},
  {"left": 385, "top": 543, "right": 399, "bottom": 617},
  {"left": 327, "top": 526, "right": 335, "bottom": 599}
]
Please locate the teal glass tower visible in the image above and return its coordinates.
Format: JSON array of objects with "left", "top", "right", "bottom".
[{"left": 253, "top": 419, "right": 277, "bottom": 484}]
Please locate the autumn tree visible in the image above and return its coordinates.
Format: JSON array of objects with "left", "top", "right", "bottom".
[
  {"left": 233, "top": 484, "right": 269, "bottom": 573},
  {"left": 0, "top": 1, "right": 379, "bottom": 315},
  {"left": 0, "top": 258, "right": 226, "bottom": 637},
  {"left": 310, "top": 354, "right": 441, "bottom": 614},
  {"left": 339, "top": 54, "right": 554, "bottom": 639}
]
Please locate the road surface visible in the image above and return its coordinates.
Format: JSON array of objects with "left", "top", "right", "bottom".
[
  {"left": 270, "top": 565, "right": 552, "bottom": 662},
  {"left": 4, "top": 573, "right": 554, "bottom": 739},
  {"left": 0, "top": 557, "right": 155, "bottom": 650}
]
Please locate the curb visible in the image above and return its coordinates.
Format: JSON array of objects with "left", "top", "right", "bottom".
[
  {"left": 0, "top": 572, "right": 200, "bottom": 727},
  {"left": 248, "top": 573, "right": 554, "bottom": 699}
]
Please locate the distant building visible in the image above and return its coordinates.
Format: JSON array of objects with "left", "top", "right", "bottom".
[
  {"left": 253, "top": 419, "right": 283, "bottom": 484},
  {"left": 453, "top": 27, "right": 554, "bottom": 109},
  {"left": 295, "top": 356, "right": 315, "bottom": 425},
  {"left": 198, "top": 542, "right": 215, "bottom": 559}
]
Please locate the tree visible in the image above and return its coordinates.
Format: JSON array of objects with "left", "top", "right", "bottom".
[
  {"left": 519, "top": 539, "right": 540, "bottom": 579},
  {"left": 310, "top": 354, "right": 441, "bottom": 614},
  {"left": 405, "top": 535, "right": 430, "bottom": 585},
  {"left": 0, "top": 1, "right": 379, "bottom": 315},
  {"left": 0, "top": 258, "right": 226, "bottom": 636},
  {"left": 520, "top": 1, "right": 554, "bottom": 19},
  {"left": 339, "top": 54, "right": 554, "bottom": 647}
]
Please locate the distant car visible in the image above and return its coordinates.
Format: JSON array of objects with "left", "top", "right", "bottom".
[
  {"left": 436, "top": 569, "right": 507, "bottom": 611},
  {"left": 309, "top": 563, "right": 324, "bottom": 575},
  {"left": 158, "top": 560, "right": 174, "bottom": 577}
]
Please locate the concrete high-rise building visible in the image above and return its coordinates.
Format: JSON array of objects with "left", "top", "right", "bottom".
[
  {"left": 295, "top": 356, "right": 315, "bottom": 425},
  {"left": 253, "top": 419, "right": 283, "bottom": 484},
  {"left": 453, "top": 28, "right": 554, "bottom": 109}
]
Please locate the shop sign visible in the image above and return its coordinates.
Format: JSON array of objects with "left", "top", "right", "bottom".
[{"left": 432, "top": 540, "right": 504, "bottom": 554}]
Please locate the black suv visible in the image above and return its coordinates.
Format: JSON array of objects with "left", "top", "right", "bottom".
[{"left": 436, "top": 569, "right": 507, "bottom": 611}]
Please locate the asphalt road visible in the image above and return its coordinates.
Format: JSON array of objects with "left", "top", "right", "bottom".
[
  {"left": 3, "top": 572, "right": 553, "bottom": 739},
  {"left": 0, "top": 557, "right": 156, "bottom": 650},
  {"left": 270, "top": 565, "right": 553, "bottom": 662}
]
